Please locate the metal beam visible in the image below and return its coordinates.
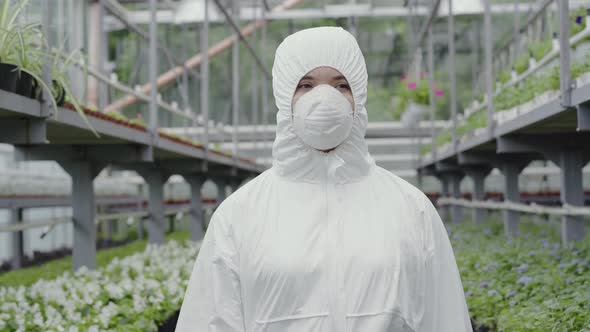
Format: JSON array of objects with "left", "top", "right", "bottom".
[
  {"left": 104, "top": 2, "right": 551, "bottom": 29},
  {"left": 104, "top": 0, "right": 303, "bottom": 112},
  {"left": 102, "top": 0, "right": 197, "bottom": 76},
  {"left": 212, "top": 0, "right": 271, "bottom": 80},
  {"left": 558, "top": 0, "right": 572, "bottom": 107}
]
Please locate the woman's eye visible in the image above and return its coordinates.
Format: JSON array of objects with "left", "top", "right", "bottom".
[
  {"left": 298, "top": 83, "right": 313, "bottom": 89},
  {"left": 335, "top": 83, "right": 351, "bottom": 90}
]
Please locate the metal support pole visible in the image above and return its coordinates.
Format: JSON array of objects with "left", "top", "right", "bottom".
[
  {"left": 142, "top": 169, "right": 168, "bottom": 244},
  {"left": 465, "top": 167, "right": 491, "bottom": 223},
  {"left": 558, "top": 0, "right": 572, "bottom": 107},
  {"left": 471, "top": 22, "right": 479, "bottom": 102},
  {"left": 447, "top": 0, "right": 458, "bottom": 150},
  {"left": 232, "top": 1, "right": 240, "bottom": 163},
  {"left": 483, "top": 0, "right": 494, "bottom": 130},
  {"left": 449, "top": 172, "right": 464, "bottom": 224},
  {"left": 87, "top": 1, "right": 104, "bottom": 107},
  {"left": 186, "top": 175, "right": 205, "bottom": 242},
  {"left": 558, "top": 151, "right": 586, "bottom": 243},
  {"left": 261, "top": 5, "right": 269, "bottom": 160},
  {"left": 252, "top": 1, "right": 259, "bottom": 159},
  {"left": 201, "top": 0, "right": 210, "bottom": 159},
  {"left": 427, "top": 25, "right": 436, "bottom": 158},
  {"left": 149, "top": 0, "right": 159, "bottom": 132},
  {"left": 40, "top": 1, "right": 54, "bottom": 118},
  {"left": 137, "top": 185, "right": 144, "bottom": 240},
  {"left": 512, "top": 1, "right": 520, "bottom": 62},
  {"left": 70, "top": 0, "right": 85, "bottom": 101},
  {"left": 500, "top": 162, "right": 522, "bottom": 239},
  {"left": 10, "top": 207, "right": 24, "bottom": 270},
  {"left": 60, "top": 161, "right": 103, "bottom": 270},
  {"left": 438, "top": 174, "right": 451, "bottom": 222},
  {"left": 214, "top": 178, "right": 227, "bottom": 208}
]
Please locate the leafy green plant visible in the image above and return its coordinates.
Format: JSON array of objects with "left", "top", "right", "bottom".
[
  {"left": 570, "top": 7, "right": 587, "bottom": 36},
  {"left": 449, "top": 217, "right": 590, "bottom": 331},
  {"left": 0, "top": 0, "right": 94, "bottom": 135},
  {"left": 105, "top": 110, "right": 129, "bottom": 122},
  {"left": 435, "top": 128, "right": 452, "bottom": 147},
  {"left": 395, "top": 74, "right": 446, "bottom": 117},
  {"left": 129, "top": 116, "right": 146, "bottom": 127},
  {"left": 529, "top": 39, "right": 552, "bottom": 61},
  {"left": 497, "top": 70, "right": 511, "bottom": 85},
  {"left": 513, "top": 53, "right": 530, "bottom": 74}
]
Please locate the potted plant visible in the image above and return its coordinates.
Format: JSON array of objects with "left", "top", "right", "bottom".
[
  {"left": 396, "top": 73, "right": 445, "bottom": 127},
  {"left": 0, "top": 0, "right": 96, "bottom": 135},
  {"left": 0, "top": 0, "right": 39, "bottom": 97}
]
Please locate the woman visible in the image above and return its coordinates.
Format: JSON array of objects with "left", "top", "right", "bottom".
[{"left": 176, "top": 26, "right": 472, "bottom": 332}]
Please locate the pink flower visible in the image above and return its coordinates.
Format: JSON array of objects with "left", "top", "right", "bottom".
[
  {"left": 137, "top": 113, "right": 143, "bottom": 119},
  {"left": 435, "top": 89, "right": 445, "bottom": 97},
  {"left": 407, "top": 82, "right": 417, "bottom": 90}
]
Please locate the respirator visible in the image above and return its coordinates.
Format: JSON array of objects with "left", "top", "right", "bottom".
[{"left": 292, "top": 84, "right": 354, "bottom": 151}]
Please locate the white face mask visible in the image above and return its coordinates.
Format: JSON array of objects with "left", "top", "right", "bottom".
[{"left": 292, "top": 84, "right": 354, "bottom": 151}]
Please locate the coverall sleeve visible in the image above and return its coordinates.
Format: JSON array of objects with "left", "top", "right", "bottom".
[
  {"left": 175, "top": 212, "right": 246, "bottom": 332},
  {"left": 417, "top": 197, "right": 473, "bottom": 332}
]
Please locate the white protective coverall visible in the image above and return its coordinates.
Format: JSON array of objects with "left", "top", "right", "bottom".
[{"left": 175, "top": 26, "right": 473, "bottom": 332}]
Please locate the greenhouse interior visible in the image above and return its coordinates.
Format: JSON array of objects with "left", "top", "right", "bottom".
[{"left": 1, "top": 0, "right": 590, "bottom": 331}]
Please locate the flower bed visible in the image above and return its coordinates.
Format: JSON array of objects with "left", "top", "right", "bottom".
[
  {"left": 0, "top": 235, "right": 196, "bottom": 331},
  {"left": 449, "top": 217, "right": 590, "bottom": 331}
]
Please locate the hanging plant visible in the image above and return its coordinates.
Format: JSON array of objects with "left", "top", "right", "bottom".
[{"left": 395, "top": 72, "right": 445, "bottom": 113}]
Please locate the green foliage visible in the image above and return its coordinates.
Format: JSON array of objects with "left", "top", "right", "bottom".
[
  {"left": 105, "top": 110, "right": 129, "bottom": 122},
  {"left": 513, "top": 53, "right": 530, "bottom": 74},
  {"left": 394, "top": 76, "right": 447, "bottom": 121},
  {"left": 464, "top": 111, "right": 487, "bottom": 133},
  {"left": 0, "top": 231, "right": 189, "bottom": 288},
  {"left": 365, "top": 83, "right": 398, "bottom": 121},
  {"left": 570, "top": 7, "right": 587, "bottom": 36},
  {"left": 420, "top": 144, "right": 432, "bottom": 155},
  {"left": 528, "top": 39, "right": 552, "bottom": 62},
  {"left": 450, "top": 217, "right": 590, "bottom": 331},
  {"left": 435, "top": 128, "right": 452, "bottom": 147},
  {"left": 497, "top": 70, "right": 512, "bottom": 85},
  {"left": 0, "top": 0, "right": 93, "bottom": 134},
  {"left": 494, "top": 65, "right": 562, "bottom": 112}
]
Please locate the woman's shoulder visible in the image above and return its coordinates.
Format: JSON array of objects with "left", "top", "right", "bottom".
[
  {"left": 371, "top": 165, "right": 430, "bottom": 203},
  {"left": 213, "top": 168, "right": 275, "bottom": 217}
]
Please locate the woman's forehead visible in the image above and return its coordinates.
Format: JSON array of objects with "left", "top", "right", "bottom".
[{"left": 299, "top": 67, "right": 348, "bottom": 82}]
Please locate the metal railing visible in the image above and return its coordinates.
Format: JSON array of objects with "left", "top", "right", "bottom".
[
  {"left": 0, "top": 204, "right": 210, "bottom": 234},
  {"left": 437, "top": 197, "right": 590, "bottom": 217}
]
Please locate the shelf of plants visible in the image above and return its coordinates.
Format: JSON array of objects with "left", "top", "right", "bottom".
[
  {"left": 422, "top": 8, "right": 590, "bottom": 162},
  {"left": 0, "top": 0, "right": 257, "bottom": 172}
]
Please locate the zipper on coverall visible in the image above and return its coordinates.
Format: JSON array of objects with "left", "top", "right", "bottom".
[{"left": 324, "top": 153, "right": 346, "bottom": 331}]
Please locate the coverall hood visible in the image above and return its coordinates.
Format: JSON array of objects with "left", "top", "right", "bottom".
[{"left": 271, "top": 26, "right": 375, "bottom": 184}]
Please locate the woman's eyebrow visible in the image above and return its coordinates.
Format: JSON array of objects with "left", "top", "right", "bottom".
[
  {"left": 333, "top": 75, "right": 347, "bottom": 81},
  {"left": 299, "top": 75, "right": 313, "bottom": 81}
]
